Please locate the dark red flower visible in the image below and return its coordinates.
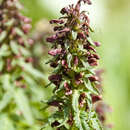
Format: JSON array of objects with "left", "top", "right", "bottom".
[
  {"left": 74, "top": 56, "right": 79, "bottom": 66},
  {"left": 46, "top": 35, "right": 58, "bottom": 43},
  {"left": 50, "top": 19, "right": 64, "bottom": 24},
  {"left": 75, "top": 73, "right": 83, "bottom": 85},
  {"left": 84, "top": 44, "right": 96, "bottom": 52},
  {"left": 62, "top": 60, "right": 68, "bottom": 68},
  {"left": 64, "top": 82, "right": 72, "bottom": 95},
  {"left": 50, "top": 62, "right": 58, "bottom": 68},
  {"left": 48, "top": 74, "right": 62, "bottom": 82},
  {"left": 94, "top": 41, "right": 101, "bottom": 47},
  {"left": 58, "top": 28, "right": 70, "bottom": 33},
  {"left": 48, "top": 100, "right": 62, "bottom": 107},
  {"left": 60, "top": 7, "right": 69, "bottom": 15},
  {"left": 92, "top": 95, "right": 102, "bottom": 103},
  {"left": 51, "top": 121, "right": 60, "bottom": 127},
  {"left": 22, "top": 24, "right": 32, "bottom": 34},
  {"left": 77, "top": 32, "right": 86, "bottom": 39},
  {"left": 25, "top": 57, "right": 33, "bottom": 63},
  {"left": 88, "top": 58, "right": 97, "bottom": 65},
  {"left": 79, "top": 93, "right": 86, "bottom": 107},
  {"left": 88, "top": 76, "right": 98, "bottom": 82},
  {"left": 93, "top": 54, "right": 100, "bottom": 60},
  {"left": 48, "top": 49, "right": 62, "bottom": 56}
]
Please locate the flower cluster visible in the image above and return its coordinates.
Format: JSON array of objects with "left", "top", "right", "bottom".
[
  {"left": 0, "top": 0, "right": 35, "bottom": 83},
  {"left": 0, "top": 0, "right": 33, "bottom": 71},
  {"left": 44, "top": 0, "right": 110, "bottom": 129}
]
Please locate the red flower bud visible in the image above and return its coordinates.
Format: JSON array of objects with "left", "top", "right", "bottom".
[
  {"left": 51, "top": 121, "right": 60, "bottom": 127},
  {"left": 77, "top": 32, "right": 86, "bottom": 39},
  {"left": 48, "top": 100, "right": 62, "bottom": 107},
  {"left": 74, "top": 56, "right": 79, "bottom": 66},
  {"left": 81, "top": 0, "right": 92, "bottom": 5},
  {"left": 58, "top": 28, "right": 70, "bottom": 33},
  {"left": 46, "top": 35, "right": 57, "bottom": 43},
  {"left": 25, "top": 57, "right": 33, "bottom": 63},
  {"left": 18, "top": 37, "right": 24, "bottom": 46},
  {"left": 92, "top": 95, "right": 102, "bottom": 103},
  {"left": 22, "top": 24, "right": 32, "bottom": 34},
  {"left": 48, "top": 74, "right": 62, "bottom": 82},
  {"left": 50, "top": 62, "right": 58, "bottom": 68},
  {"left": 50, "top": 19, "right": 64, "bottom": 24},
  {"left": 88, "top": 58, "right": 97, "bottom": 64},
  {"left": 61, "top": 60, "right": 68, "bottom": 68},
  {"left": 89, "top": 61, "right": 98, "bottom": 66},
  {"left": 93, "top": 54, "right": 100, "bottom": 60},
  {"left": 88, "top": 76, "right": 98, "bottom": 82},
  {"left": 23, "top": 17, "right": 32, "bottom": 23},
  {"left": 94, "top": 41, "right": 101, "bottom": 47},
  {"left": 60, "top": 7, "right": 69, "bottom": 15},
  {"left": 48, "top": 49, "right": 62, "bottom": 56},
  {"left": 64, "top": 82, "right": 72, "bottom": 95},
  {"left": 84, "top": 44, "right": 96, "bottom": 52},
  {"left": 79, "top": 93, "right": 86, "bottom": 107},
  {"left": 27, "top": 38, "right": 34, "bottom": 45}
]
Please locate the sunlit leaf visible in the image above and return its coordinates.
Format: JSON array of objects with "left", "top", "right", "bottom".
[
  {"left": 14, "top": 88, "right": 34, "bottom": 125},
  {"left": 0, "top": 114, "right": 15, "bottom": 130},
  {"left": 0, "top": 31, "right": 7, "bottom": 42},
  {"left": 0, "top": 92, "right": 13, "bottom": 112}
]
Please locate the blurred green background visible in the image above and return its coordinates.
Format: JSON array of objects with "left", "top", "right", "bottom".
[{"left": 13, "top": 0, "right": 130, "bottom": 129}]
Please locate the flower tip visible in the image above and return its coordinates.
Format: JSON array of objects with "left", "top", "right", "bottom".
[{"left": 94, "top": 41, "right": 101, "bottom": 47}]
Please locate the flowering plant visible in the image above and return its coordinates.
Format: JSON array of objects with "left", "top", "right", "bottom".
[
  {"left": 0, "top": 0, "right": 45, "bottom": 129},
  {"left": 44, "top": 0, "right": 109, "bottom": 129}
]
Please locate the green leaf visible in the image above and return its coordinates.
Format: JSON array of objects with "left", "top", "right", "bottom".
[
  {"left": 4, "top": 19, "right": 15, "bottom": 27},
  {"left": 0, "top": 44, "right": 11, "bottom": 57},
  {"left": 72, "top": 90, "right": 79, "bottom": 112},
  {"left": 78, "top": 44, "right": 86, "bottom": 53},
  {"left": 88, "top": 111, "right": 103, "bottom": 130},
  {"left": 67, "top": 53, "right": 72, "bottom": 68},
  {"left": 1, "top": 74, "right": 12, "bottom": 91},
  {"left": 0, "top": 91, "right": 13, "bottom": 112},
  {"left": 45, "top": 82, "right": 52, "bottom": 88},
  {"left": 72, "top": 90, "right": 84, "bottom": 130},
  {"left": 57, "top": 106, "right": 69, "bottom": 128},
  {"left": 80, "top": 111, "right": 91, "bottom": 130},
  {"left": 48, "top": 111, "right": 63, "bottom": 125},
  {"left": 15, "top": 27, "right": 24, "bottom": 36},
  {"left": 0, "top": 31, "right": 7, "bottom": 42},
  {"left": 74, "top": 112, "right": 83, "bottom": 130},
  {"left": 85, "top": 92, "right": 93, "bottom": 110},
  {"left": 72, "top": 31, "right": 77, "bottom": 40},
  {"left": 0, "top": 114, "right": 15, "bottom": 130},
  {"left": 84, "top": 79, "right": 98, "bottom": 95},
  {"left": 88, "top": 26, "right": 94, "bottom": 32},
  {"left": 17, "top": 59, "right": 45, "bottom": 79},
  {"left": 14, "top": 88, "right": 34, "bottom": 125},
  {"left": 19, "top": 46, "right": 31, "bottom": 57},
  {"left": 91, "top": 118, "right": 102, "bottom": 130},
  {"left": 23, "top": 73, "right": 45, "bottom": 100},
  {"left": 55, "top": 80, "right": 66, "bottom": 93},
  {"left": 82, "top": 120, "right": 90, "bottom": 130},
  {"left": 53, "top": 64, "right": 62, "bottom": 74},
  {"left": 87, "top": 37, "right": 95, "bottom": 46},
  {"left": 0, "top": 59, "right": 4, "bottom": 71},
  {"left": 10, "top": 40, "right": 19, "bottom": 55},
  {"left": 81, "top": 60, "right": 95, "bottom": 75},
  {"left": 45, "top": 55, "right": 59, "bottom": 64}
]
